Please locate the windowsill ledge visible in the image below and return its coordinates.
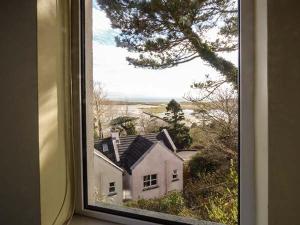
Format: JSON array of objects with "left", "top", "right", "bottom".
[
  {"left": 172, "top": 178, "right": 179, "bottom": 182},
  {"left": 142, "top": 185, "right": 159, "bottom": 191},
  {"left": 108, "top": 192, "right": 117, "bottom": 196},
  {"left": 70, "top": 215, "right": 121, "bottom": 225},
  {"left": 71, "top": 212, "right": 224, "bottom": 225}
]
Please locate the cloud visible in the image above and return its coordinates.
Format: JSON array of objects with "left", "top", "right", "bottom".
[{"left": 93, "top": 4, "right": 113, "bottom": 34}]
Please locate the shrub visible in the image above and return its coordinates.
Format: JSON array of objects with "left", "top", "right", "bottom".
[
  {"left": 205, "top": 160, "right": 238, "bottom": 225},
  {"left": 125, "top": 191, "right": 193, "bottom": 217},
  {"left": 188, "top": 150, "right": 230, "bottom": 179}
]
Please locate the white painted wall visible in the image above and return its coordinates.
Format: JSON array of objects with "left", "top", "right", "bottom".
[
  {"left": 94, "top": 152, "right": 123, "bottom": 205},
  {"left": 130, "top": 143, "right": 183, "bottom": 200}
]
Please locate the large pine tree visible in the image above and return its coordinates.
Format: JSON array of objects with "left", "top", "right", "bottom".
[{"left": 96, "top": 0, "right": 238, "bottom": 85}]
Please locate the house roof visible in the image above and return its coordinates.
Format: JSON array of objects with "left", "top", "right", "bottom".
[{"left": 94, "top": 129, "right": 177, "bottom": 174}]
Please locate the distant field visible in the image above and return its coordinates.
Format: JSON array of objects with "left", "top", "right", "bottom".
[
  {"left": 107, "top": 100, "right": 197, "bottom": 108},
  {"left": 107, "top": 101, "right": 160, "bottom": 106},
  {"left": 181, "top": 102, "right": 198, "bottom": 110},
  {"left": 141, "top": 105, "right": 166, "bottom": 114}
]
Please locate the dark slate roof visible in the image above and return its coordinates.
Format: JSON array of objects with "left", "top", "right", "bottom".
[
  {"left": 157, "top": 131, "right": 174, "bottom": 150},
  {"left": 94, "top": 130, "right": 176, "bottom": 174},
  {"left": 94, "top": 137, "right": 116, "bottom": 163},
  {"left": 121, "top": 136, "right": 155, "bottom": 173}
]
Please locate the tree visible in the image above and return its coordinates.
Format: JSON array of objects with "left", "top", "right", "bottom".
[
  {"left": 162, "top": 99, "right": 192, "bottom": 149},
  {"left": 185, "top": 78, "right": 238, "bottom": 151},
  {"left": 110, "top": 116, "right": 138, "bottom": 135},
  {"left": 96, "top": 0, "right": 238, "bottom": 85},
  {"left": 138, "top": 112, "right": 165, "bottom": 134},
  {"left": 164, "top": 99, "right": 185, "bottom": 125},
  {"left": 93, "top": 81, "right": 108, "bottom": 139}
]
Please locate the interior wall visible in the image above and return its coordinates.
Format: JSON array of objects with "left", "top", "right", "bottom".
[
  {"left": 0, "top": 1, "right": 41, "bottom": 225},
  {"left": 268, "top": 1, "right": 300, "bottom": 224},
  {"left": 38, "top": 0, "right": 74, "bottom": 224}
]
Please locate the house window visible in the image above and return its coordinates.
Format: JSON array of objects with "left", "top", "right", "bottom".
[
  {"left": 172, "top": 169, "right": 178, "bottom": 181},
  {"left": 102, "top": 143, "right": 108, "bottom": 152},
  {"left": 109, "top": 182, "right": 115, "bottom": 194},
  {"left": 143, "top": 174, "right": 157, "bottom": 188}
]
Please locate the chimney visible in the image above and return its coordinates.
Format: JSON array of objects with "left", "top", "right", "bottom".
[
  {"left": 111, "top": 132, "right": 120, "bottom": 162},
  {"left": 111, "top": 131, "right": 120, "bottom": 144}
]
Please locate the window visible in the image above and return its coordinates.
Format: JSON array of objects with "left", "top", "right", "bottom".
[
  {"left": 143, "top": 174, "right": 158, "bottom": 189},
  {"left": 109, "top": 182, "right": 116, "bottom": 194},
  {"left": 102, "top": 143, "right": 108, "bottom": 152},
  {"left": 172, "top": 170, "right": 178, "bottom": 181},
  {"left": 75, "top": 0, "right": 255, "bottom": 224}
]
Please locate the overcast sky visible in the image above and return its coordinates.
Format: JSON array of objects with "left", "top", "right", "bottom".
[{"left": 92, "top": 0, "right": 238, "bottom": 101}]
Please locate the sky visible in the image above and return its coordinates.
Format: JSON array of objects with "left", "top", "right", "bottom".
[{"left": 92, "top": 0, "right": 238, "bottom": 101}]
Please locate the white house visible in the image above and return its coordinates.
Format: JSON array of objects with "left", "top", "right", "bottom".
[
  {"left": 94, "top": 129, "right": 184, "bottom": 201},
  {"left": 94, "top": 150, "right": 123, "bottom": 205}
]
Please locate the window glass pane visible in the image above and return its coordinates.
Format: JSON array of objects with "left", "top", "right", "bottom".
[
  {"left": 144, "top": 175, "right": 150, "bottom": 181},
  {"left": 151, "top": 179, "right": 157, "bottom": 186},
  {"left": 87, "top": 0, "right": 239, "bottom": 223},
  {"left": 102, "top": 143, "right": 109, "bottom": 152},
  {"left": 173, "top": 170, "right": 178, "bottom": 179},
  {"left": 144, "top": 181, "right": 150, "bottom": 187}
]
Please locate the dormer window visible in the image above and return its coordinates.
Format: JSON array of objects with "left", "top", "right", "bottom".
[{"left": 102, "top": 143, "right": 109, "bottom": 152}]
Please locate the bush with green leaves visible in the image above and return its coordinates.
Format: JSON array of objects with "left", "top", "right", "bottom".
[
  {"left": 188, "top": 149, "right": 231, "bottom": 179},
  {"left": 206, "top": 160, "right": 238, "bottom": 225},
  {"left": 125, "top": 161, "right": 238, "bottom": 224},
  {"left": 125, "top": 191, "right": 194, "bottom": 217}
]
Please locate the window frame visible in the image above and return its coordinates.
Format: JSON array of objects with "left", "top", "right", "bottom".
[
  {"left": 108, "top": 182, "right": 116, "bottom": 195},
  {"left": 71, "top": 0, "right": 256, "bottom": 224},
  {"left": 102, "top": 143, "right": 109, "bottom": 152},
  {"left": 143, "top": 174, "right": 158, "bottom": 189},
  {"left": 172, "top": 169, "right": 179, "bottom": 181}
]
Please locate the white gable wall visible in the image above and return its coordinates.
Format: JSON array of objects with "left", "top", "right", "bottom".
[
  {"left": 131, "top": 142, "right": 183, "bottom": 200},
  {"left": 94, "top": 153, "right": 123, "bottom": 205}
]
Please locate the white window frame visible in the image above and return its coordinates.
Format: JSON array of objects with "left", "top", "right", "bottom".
[
  {"left": 108, "top": 182, "right": 116, "bottom": 194},
  {"left": 172, "top": 169, "right": 178, "bottom": 181},
  {"left": 143, "top": 174, "right": 158, "bottom": 189},
  {"left": 71, "top": 0, "right": 256, "bottom": 224}
]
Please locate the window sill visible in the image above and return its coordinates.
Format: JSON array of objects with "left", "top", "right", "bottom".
[
  {"left": 172, "top": 178, "right": 179, "bottom": 182},
  {"left": 70, "top": 215, "right": 120, "bottom": 225},
  {"left": 108, "top": 192, "right": 117, "bottom": 196},
  {"left": 71, "top": 211, "right": 224, "bottom": 225},
  {"left": 142, "top": 185, "right": 159, "bottom": 191}
]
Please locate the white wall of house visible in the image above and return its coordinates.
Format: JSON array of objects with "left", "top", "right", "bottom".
[
  {"left": 130, "top": 142, "right": 183, "bottom": 200},
  {"left": 94, "top": 151, "right": 123, "bottom": 205}
]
